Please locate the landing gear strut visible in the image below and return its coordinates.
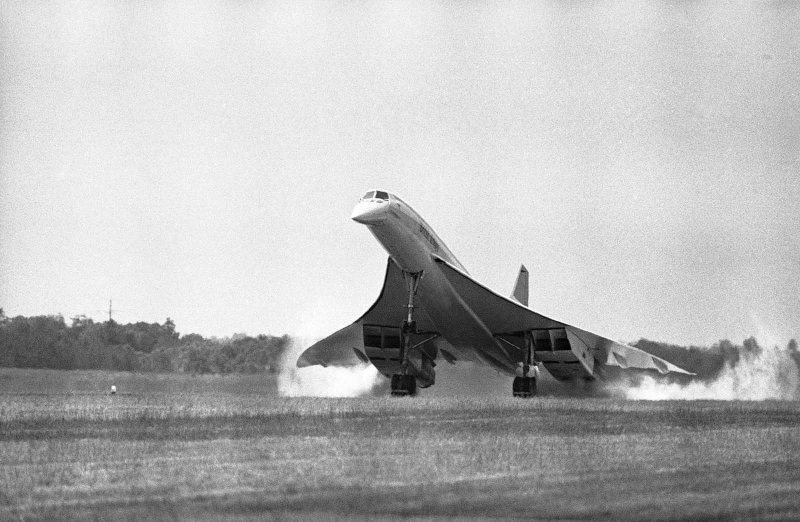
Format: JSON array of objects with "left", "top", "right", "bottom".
[
  {"left": 390, "top": 271, "right": 422, "bottom": 397},
  {"left": 513, "top": 333, "right": 538, "bottom": 398}
]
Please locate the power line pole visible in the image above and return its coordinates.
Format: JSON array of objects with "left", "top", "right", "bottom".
[{"left": 97, "top": 299, "right": 120, "bottom": 322}]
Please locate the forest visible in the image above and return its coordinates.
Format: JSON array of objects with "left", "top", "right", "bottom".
[{"left": 0, "top": 309, "right": 288, "bottom": 374}]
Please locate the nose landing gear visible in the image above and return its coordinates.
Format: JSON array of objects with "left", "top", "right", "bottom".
[{"left": 390, "top": 271, "right": 423, "bottom": 397}]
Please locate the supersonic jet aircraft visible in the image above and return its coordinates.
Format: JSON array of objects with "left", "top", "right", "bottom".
[{"left": 297, "top": 190, "right": 693, "bottom": 397}]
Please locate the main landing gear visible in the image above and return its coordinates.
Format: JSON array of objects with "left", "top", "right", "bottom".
[
  {"left": 512, "top": 375, "right": 537, "bottom": 398},
  {"left": 390, "top": 271, "right": 422, "bottom": 397},
  {"left": 391, "top": 374, "right": 416, "bottom": 397},
  {"left": 513, "top": 334, "right": 538, "bottom": 398}
]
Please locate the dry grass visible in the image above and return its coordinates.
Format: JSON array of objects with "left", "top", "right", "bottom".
[{"left": 1, "top": 368, "right": 799, "bottom": 520}]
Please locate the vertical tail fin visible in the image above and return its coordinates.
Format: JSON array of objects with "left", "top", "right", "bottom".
[{"left": 511, "top": 265, "right": 528, "bottom": 306}]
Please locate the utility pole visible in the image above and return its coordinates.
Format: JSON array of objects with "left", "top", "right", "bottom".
[{"left": 97, "top": 299, "right": 120, "bottom": 322}]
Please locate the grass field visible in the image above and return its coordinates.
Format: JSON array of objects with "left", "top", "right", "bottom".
[{"left": 1, "top": 368, "right": 800, "bottom": 520}]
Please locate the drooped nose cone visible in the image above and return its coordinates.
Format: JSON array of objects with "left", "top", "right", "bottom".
[{"left": 351, "top": 200, "right": 388, "bottom": 224}]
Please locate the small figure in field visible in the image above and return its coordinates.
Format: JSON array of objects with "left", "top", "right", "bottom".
[{"left": 110, "top": 385, "right": 116, "bottom": 395}]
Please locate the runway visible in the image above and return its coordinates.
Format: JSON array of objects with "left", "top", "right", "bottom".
[{"left": 1, "top": 369, "right": 799, "bottom": 520}]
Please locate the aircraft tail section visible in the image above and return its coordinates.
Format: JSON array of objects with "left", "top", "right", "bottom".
[{"left": 511, "top": 265, "right": 529, "bottom": 306}]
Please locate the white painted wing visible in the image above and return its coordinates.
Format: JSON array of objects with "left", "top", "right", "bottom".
[
  {"left": 296, "top": 321, "right": 366, "bottom": 368},
  {"left": 566, "top": 325, "right": 694, "bottom": 375},
  {"left": 297, "top": 258, "right": 438, "bottom": 368},
  {"left": 433, "top": 256, "right": 694, "bottom": 377}
]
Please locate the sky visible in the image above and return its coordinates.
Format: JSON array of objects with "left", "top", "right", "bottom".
[{"left": 1, "top": 1, "right": 798, "bottom": 348}]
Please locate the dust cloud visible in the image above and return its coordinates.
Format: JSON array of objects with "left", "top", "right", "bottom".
[
  {"left": 616, "top": 331, "right": 800, "bottom": 401},
  {"left": 277, "top": 337, "right": 384, "bottom": 397}
]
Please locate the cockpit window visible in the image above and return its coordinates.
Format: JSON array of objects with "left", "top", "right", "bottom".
[{"left": 361, "top": 190, "right": 389, "bottom": 201}]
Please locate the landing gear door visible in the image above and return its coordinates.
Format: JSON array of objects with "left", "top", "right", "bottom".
[
  {"left": 362, "top": 325, "right": 402, "bottom": 377},
  {"left": 565, "top": 327, "right": 595, "bottom": 376}
]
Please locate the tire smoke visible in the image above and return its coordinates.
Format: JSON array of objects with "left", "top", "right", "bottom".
[
  {"left": 277, "top": 337, "right": 384, "bottom": 397},
  {"left": 616, "top": 330, "right": 800, "bottom": 400}
]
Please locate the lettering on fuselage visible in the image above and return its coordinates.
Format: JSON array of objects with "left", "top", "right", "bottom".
[{"left": 418, "top": 223, "right": 439, "bottom": 252}]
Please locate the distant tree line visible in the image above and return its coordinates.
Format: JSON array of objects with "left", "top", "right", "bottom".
[{"left": 0, "top": 309, "right": 289, "bottom": 374}]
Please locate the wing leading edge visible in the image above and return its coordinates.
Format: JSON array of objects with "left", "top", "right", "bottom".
[
  {"left": 432, "top": 256, "right": 694, "bottom": 378},
  {"left": 297, "top": 258, "right": 440, "bottom": 377}
]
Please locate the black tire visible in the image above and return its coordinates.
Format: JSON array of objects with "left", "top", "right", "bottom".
[
  {"left": 405, "top": 375, "right": 417, "bottom": 397},
  {"left": 390, "top": 374, "right": 417, "bottom": 397},
  {"left": 512, "top": 376, "right": 536, "bottom": 398}
]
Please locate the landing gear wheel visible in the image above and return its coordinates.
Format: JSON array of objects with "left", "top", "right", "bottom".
[
  {"left": 391, "top": 374, "right": 417, "bottom": 397},
  {"left": 512, "top": 376, "right": 537, "bottom": 398},
  {"left": 513, "top": 333, "right": 538, "bottom": 398}
]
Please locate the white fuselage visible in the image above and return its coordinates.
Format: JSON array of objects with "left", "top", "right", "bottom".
[{"left": 351, "top": 192, "right": 514, "bottom": 372}]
